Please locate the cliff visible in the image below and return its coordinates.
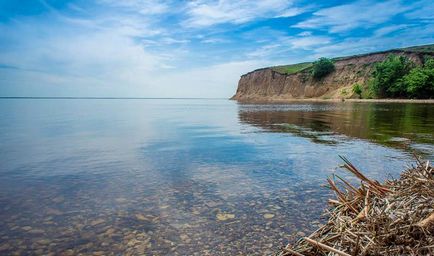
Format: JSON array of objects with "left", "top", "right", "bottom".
[{"left": 231, "top": 44, "right": 434, "bottom": 101}]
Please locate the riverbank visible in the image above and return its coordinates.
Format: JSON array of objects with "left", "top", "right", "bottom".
[
  {"left": 231, "top": 44, "right": 434, "bottom": 102},
  {"left": 278, "top": 157, "right": 434, "bottom": 256},
  {"left": 233, "top": 98, "right": 434, "bottom": 104}
]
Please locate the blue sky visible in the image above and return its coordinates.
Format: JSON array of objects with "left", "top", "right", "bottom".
[{"left": 0, "top": 0, "right": 433, "bottom": 98}]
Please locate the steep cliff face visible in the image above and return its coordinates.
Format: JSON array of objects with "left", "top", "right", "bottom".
[{"left": 231, "top": 49, "right": 431, "bottom": 101}]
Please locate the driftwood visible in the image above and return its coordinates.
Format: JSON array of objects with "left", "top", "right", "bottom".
[{"left": 277, "top": 156, "right": 434, "bottom": 256}]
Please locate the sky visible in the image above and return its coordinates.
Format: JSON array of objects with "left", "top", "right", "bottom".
[{"left": 0, "top": 0, "right": 433, "bottom": 98}]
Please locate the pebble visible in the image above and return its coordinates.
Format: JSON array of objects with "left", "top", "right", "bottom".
[
  {"left": 52, "top": 196, "right": 65, "bottom": 203},
  {"left": 62, "top": 249, "right": 75, "bottom": 256},
  {"left": 206, "top": 201, "right": 221, "bottom": 208},
  {"left": 46, "top": 208, "right": 63, "bottom": 216},
  {"left": 0, "top": 243, "right": 11, "bottom": 251},
  {"left": 263, "top": 213, "right": 275, "bottom": 219},
  {"left": 115, "top": 198, "right": 128, "bottom": 203},
  {"left": 21, "top": 226, "right": 32, "bottom": 231},
  {"left": 216, "top": 213, "right": 235, "bottom": 221},
  {"left": 36, "top": 239, "right": 50, "bottom": 245},
  {"left": 104, "top": 228, "right": 115, "bottom": 235},
  {"left": 297, "top": 231, "right": 306, "bottom": 237},
  {"left": 179, "top": 234, "right": 189, "bottom": 241},
  {"left": 135, "top": 214, "right": 148, "bottom": 221},
  {"left": 28, "top": 229, "right": 45, "bottom": 234},
  {"left": 90, "top": 219, "right": 105, "bottom": 226}
]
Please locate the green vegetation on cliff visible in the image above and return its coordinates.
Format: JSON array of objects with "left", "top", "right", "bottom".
[
  {"left": 235, "top": 44, "right": 434, "bottom": 101},
  {"left": 352, "top": 83, "right": 363, "bottom": 98},
  {"left": 370, "top": 55, "right": 434, "bottom": 99},
  {"left": 403, "top": 58, "right": 434, "bottom": 98},
  {"left": 370, "top": 55, "right": 415, "bottom": 98}
]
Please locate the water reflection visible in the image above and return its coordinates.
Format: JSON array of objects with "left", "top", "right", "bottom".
[
  {"left": 0, "top": 99, "right": 432, "bottom": 255},
  {"left": 238, "top": 102, "right": 434, "bottom": 156}
]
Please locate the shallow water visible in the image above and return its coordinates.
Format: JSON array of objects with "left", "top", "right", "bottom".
[{"left": 0, "top": 99, "right": 433, "bottom": 255}]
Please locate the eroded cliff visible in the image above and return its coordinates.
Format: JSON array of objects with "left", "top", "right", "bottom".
[{"left": 231, "top": 46, "right": 433, "bottom": 101}]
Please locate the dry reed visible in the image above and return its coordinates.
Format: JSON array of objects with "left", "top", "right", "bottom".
[{"left": 278, "top": 155, "right": 434, "bottom": 256}]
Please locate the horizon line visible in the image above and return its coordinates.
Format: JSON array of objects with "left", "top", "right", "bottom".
[{"left": 0, "top": 96, "right": 229, "bottom": 100}]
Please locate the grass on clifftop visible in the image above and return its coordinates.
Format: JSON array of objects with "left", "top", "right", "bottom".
[
  {"left": 403, "top": 44, "right": 434, "bottom": 53},
  {"left": 271, "top": 62, "right": 312, "bottom": 75},
  {"left": 268, "top": 44, "right": 434, "bottom": 76}
]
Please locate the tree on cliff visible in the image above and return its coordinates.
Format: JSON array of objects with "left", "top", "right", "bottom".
[
  {"left": 403, "top": 57, "right": 434, "bottom": 98},
  {"left": 312, "top": 57, "right": 335, "bottom": 80},
  {"left": 370, "top": 55, "right": 414, "bottom": 98},
  {"left": 370, "top": 55, "right": 433, "bottom": 98}
]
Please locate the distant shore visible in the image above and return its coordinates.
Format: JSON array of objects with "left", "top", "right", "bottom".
[{"left": 233, "top": 98, "right": 434, "bottom": 104}]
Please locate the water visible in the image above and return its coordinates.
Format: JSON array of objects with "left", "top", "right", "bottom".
[{"left": 0, "top": 99, "right": 432, "bottom": 255}]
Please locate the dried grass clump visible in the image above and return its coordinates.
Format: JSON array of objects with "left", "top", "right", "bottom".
[{"left": 279, "top": 156, "right": 434, "bottom": 256}]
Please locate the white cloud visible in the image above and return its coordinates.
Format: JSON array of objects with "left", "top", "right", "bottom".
[
  {"left": 288, "top": 36, "right": 331, "bottom": 49},
  {"left": 247, "top": 34, "right": 331, "bottom": 59},
  {"left": 297, "top": 31, "right": 312, "bottom": 36},
  {"left": 149, "top": 60, "right": 268, "bottom": 98},
  {"left": 1, "top": 0, "right": 433, "bottom": 98},
  {"left": 247, "top": 44, "right": 282, "bottom": 58},
  {"left": 183, "top": 0, "right": 300, "bottom": 27},
  {"left": 374, "top": 24, "right": 411, "bottom": 37},
  {"left": 294, "top": 0, "right": 410, "bottom": 33},
  {"left": 312, "top": 23, "right": 434, "bottom": 58},
  {"left": 160, "top": 37, "right": 190, "bottom": 44},
  {"left": 200, "top": 37, "right": 229, "bottom": 44},
  {"left": 97, "top": 0, "right": 171, "bottom": 15},
  {"left": 274, "top": 7, "right": 305, "bottom": 18},
  {"left": 0, "top": 21, "right": 163, "bottom": 77},
  {"left": 404, "top": 0, "right": 434, "bottom": 20},
  {"left": 0, "top": 7, "right": 268, "bottom": 98}
]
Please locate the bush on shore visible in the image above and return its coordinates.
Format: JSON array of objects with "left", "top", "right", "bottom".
[
  {"left": 352, "top": 83, "right": 362, "bottom": 98},
  {"left": 403, "top": 57, "right": 434, "bottom": 98},
  {"left": 370, "top": 55, "right": 434, "bottom": 99},
  {"left": 370, "top": 55, "right": 414, "bottom": 98}
]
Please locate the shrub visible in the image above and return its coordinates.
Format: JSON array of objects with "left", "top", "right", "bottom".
[
  {"left": 402, "top": 57, "right": 434, "bottom": 98},
  {"left": 352, "top": 83, "right": 363, "bottom": 98},
  {"left": 341, "top": 89, "right": 348, "bottom": 96},
  {"left": 312, "top": 57, "right": 335, "bottom": 80},
  {"left": 370, "top": 55, "right": 414, "bottom": 98}
]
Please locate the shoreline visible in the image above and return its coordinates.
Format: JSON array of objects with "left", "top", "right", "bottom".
[{"left": 232, "top": 98, "right": 434, "bottom": 104}]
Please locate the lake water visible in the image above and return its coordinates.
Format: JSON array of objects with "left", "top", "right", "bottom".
[{"left": 0, "top": 99, "right": 433, "bottom": 255}]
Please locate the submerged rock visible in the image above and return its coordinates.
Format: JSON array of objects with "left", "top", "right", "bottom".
[
  {"left": 216, "top": 213, "right": 235, "bottom": 221},
  {"left": 52, "top": 196, "right": 65, "bottom": 203},
  {"left": 263, "top": 213, "right": 275, "bottom": 219},
  {"left": 135, "top": 214, "right": 148, "bottom": 221},
  {"left": 0, "top": 243, "right": 11, "bottom": 251},
  {"left": 46, "top": 208, "right": 63, "bottom": 216},
  {"left": 90, "top": 219, "right": 105, "bottom": 226},
  {"left": 115, "top": 198, "right": 128, "bottom": 203},
  {"left": 21, "top": 226, "right": 32, "bottom": 231}
]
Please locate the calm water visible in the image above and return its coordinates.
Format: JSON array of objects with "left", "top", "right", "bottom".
[{"left": 0, "top": 99, "right": 433, "bottom": 255}]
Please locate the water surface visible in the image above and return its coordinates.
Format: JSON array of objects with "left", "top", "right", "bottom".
[{"left": 0, "top": 99, "right": 433, "bottom": 255}]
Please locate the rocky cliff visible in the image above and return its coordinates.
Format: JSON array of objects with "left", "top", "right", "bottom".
[{"left": 231, "top": 45, "right": 434, "bottom": 101}]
